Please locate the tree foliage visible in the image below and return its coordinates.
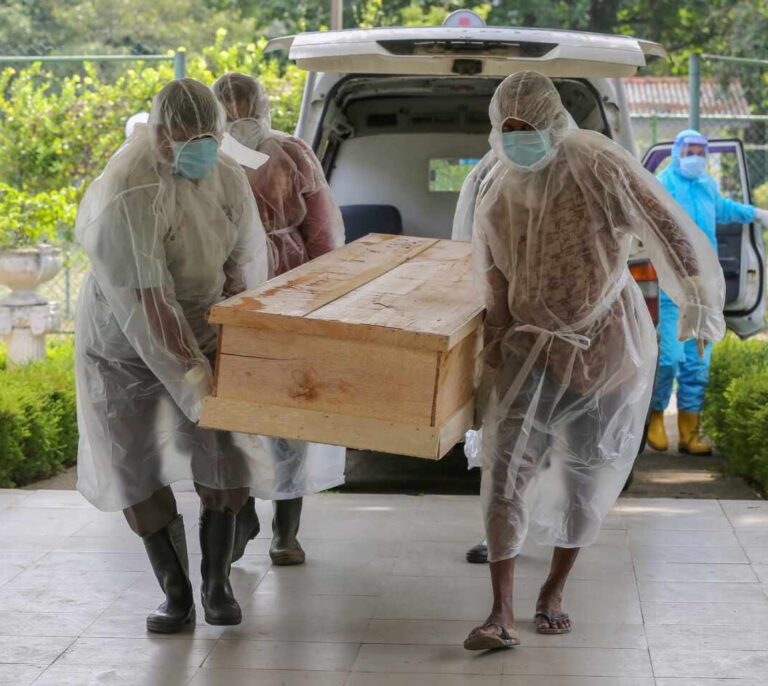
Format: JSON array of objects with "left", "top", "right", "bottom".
[{"left": 1, "top": 0, "right": 768, "bottom": 248}]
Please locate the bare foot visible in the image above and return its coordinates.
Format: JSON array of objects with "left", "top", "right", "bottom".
[{"left": 535, "top": 585, "right": 572, "bottom": 634}]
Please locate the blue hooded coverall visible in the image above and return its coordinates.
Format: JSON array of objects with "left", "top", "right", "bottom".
[{"left": 652, "top": 130, "right": 756, "bottom": 413}]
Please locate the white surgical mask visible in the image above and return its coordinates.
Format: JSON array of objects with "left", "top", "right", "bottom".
[
  {"left": 678, "top": 154, "right": 707, "bottom": 179},
  {"left": 227, "top": 118, "right": 269, "bottom": 150}
]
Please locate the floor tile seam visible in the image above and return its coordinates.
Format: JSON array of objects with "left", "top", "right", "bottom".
[
  {"left": 0, "top": 565, "right": 27, "bottom": 591},
  {"left": 715, "top": 497, "right": 737, "bottom": 529},
  {"left": 498, "top": 656, "right": 653, "bottom": 677},
  {"left": 26, "top": 635, "right": 79, "bottom": 685},
  {"left": 628, "top": 534, "right": 655, "bottom": 680},
  {"left": 352, "top": 643, "right": 655, "bottom": 651},
  {"left": 196, "top": 631, "right": 221, "bottom": 672},
  {"left": 0, "top": 632, "right": 82, "bottom": 639},
  {"left": 215, "top": 637, "right": 365, "bottom": 644},
  {"left": 651, "top": 646, "right": 768, "bottom": 656}
]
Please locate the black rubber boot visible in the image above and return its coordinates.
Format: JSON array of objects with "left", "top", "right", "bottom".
[
  {"left": 270, "top": 497, "right": 306, "bottom": 566},
  {"left": 466, "top": 540, "right": 488, "bottom": 564},
  {"left": 232, "top": 496, "right": 260, "bottom": 564},
  {"left": 142, "top": 515, "right": 195, "bottom": 633},
  {"left": 199, "top": 509, "right": 242, "bottom": 626}
]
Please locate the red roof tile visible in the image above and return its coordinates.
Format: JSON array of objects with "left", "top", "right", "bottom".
[{"left": 624, "top": 76, "right": 750, "bottom": 117}]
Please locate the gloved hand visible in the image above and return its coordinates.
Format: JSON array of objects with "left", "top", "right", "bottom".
[
  {"left": 182, "top": 363, "right": 213, "bottom": 423},
  {"left": 754, "top": 208, "right": 768, "bottom": 228}
]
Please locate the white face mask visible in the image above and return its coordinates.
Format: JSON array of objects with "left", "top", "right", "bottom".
[{"left": 227, "top": 118, "right": 269, "bottom": 150}]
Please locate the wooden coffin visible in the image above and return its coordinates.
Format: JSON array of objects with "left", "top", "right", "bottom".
[{"left": 199, "top": 234, "right": 483, "bottom": 459}]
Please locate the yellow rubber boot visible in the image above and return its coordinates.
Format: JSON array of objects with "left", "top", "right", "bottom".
[
  {"left": 647, "top": 410, "right": 669, "bottom": 452},
  {"left": 678, "top": 411, "right": 712, "bottom": 455}
]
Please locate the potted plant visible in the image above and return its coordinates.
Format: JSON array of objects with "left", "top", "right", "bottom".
[{"left": 0, "top": 184, "right": 75, "bottom": 306}]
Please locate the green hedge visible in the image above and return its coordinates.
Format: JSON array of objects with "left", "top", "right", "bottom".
[
  {"left": 0, "top": 339, "right": 78, "bottom": 488},
  {"left": 703, "top": 334, "right": 768, "bottom": 493}
]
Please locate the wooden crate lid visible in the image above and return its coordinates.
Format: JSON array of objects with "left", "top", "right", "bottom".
[{"left": 210, "top": 234, "right": 483, "bottom": 351}]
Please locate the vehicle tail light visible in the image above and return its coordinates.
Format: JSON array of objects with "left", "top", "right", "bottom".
[{"left": 630, "top": 260, "right": 659, "bottom": 324}]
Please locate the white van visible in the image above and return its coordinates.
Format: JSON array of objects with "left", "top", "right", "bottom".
[
  {"left": 269, "top": 13, "right": 764, "bottom": 339},
  {"left": 267, "top": 14, "right": 765, "bottom": 481}
]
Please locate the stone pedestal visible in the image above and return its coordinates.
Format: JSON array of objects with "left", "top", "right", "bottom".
[
  {"left": 0, "top": 245, "right": 63, "bottom": 365},
  {"left": 0, "top": 301, "right": 61, "bottom": 365}
]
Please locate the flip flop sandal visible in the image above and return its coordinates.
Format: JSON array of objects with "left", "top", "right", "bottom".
[
  {"left": 463, "top": 622, "right": 520, "bottom": 651},
  {"left": 535, "top": 610, "right": 572, "bottom": 635}
]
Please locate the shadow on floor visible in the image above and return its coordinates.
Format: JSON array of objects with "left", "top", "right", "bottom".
[{"left": 29, "top": 410, "right": 761, "bottom": 500}]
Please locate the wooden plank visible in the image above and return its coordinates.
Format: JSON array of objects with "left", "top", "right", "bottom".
[
  {"left": 433, "top": 328, "right": 481, "bottom": 425},
  {"left": 199, "top": 396, "right": 443, "bottom": 459},
  {"left": 437, "top": 399, "right": 475, "bottom": 459},
  {"left": 212, "top": 314, "right": 463, "bottom": 352},
  {"left": 307, "top": 238, "right": 483, "bottom": 351},
  {"left": 216, "top": 327, "right": 437, "bottom": 425},
  {"left": 210, "top": 234, "right": 438, "bottom": 328}
]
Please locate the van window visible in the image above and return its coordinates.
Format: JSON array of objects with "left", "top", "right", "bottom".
[{"left": 429, "top": 158, "right": 481, "bottom": 192}]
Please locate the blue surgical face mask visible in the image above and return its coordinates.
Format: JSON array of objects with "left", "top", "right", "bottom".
[
  {"left": 678, "top": 154, "right": 707, "bottom": 179},
  {"left": 501, "top": 129, "right": 552, "bottom": 169},
  {"left": 171, "top": 137, "right": 219, "bottom": 180}
]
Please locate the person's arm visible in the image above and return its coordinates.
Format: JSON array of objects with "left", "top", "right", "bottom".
[
  {"left": 300, "top": 185, "right": 345, "bottom": 258},
  {"left": 473, "top": 195, "right": 512, "bottom": 424},
  {"left": 291, "top": 138, "right": 344, "bottom": 258},
  {"left": 78, "top": 188, "right": 212, "bottom": 421},
  {"left": 714, "top": 183, "right": 757, "bottom": 226},
  {"left": 595, "top": 142, "right": 725, "bottom": 345},
  {"left": 452, "top": 152, "right": 497, "bottom": 242},
  {"left": 224, "top": 173, "right": 270, "bottom": 296}
]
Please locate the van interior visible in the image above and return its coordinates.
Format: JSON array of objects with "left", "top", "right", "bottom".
[{"left": 318, "top": 76, "right": 609, "bottom": 239}]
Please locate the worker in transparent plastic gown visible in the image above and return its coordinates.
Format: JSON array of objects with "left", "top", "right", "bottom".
[
  {"left": 454, "top": 113, "right": 578, "bottom": 566},
  {"left": 462, "top": 71, "right": 725, "bottom": 650},
  {"left": 212, "top": 72, "right": 346, "bottom": 566},
  {"left": 75, "top": 78, "right": 273, "bottom": 633}
]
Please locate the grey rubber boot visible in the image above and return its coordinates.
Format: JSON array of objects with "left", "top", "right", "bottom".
[
  {"left": 232, "top": 496, "right": 260, "bottom": 563},
  {"left": 199, "top": 509, "right": 242, "bottom": 625},
  {"left": 270, "top": 497, "right": 306, "bottom": 566},
  {"left": 143, "top": 515, "right": 195, "bottom": 633}
]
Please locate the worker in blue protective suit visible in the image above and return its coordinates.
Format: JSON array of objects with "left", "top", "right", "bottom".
[{"left": 649, "top": 129, "right": 768, "bottom": 454}]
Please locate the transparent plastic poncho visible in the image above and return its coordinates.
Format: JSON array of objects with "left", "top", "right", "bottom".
[
  {"left": 213, "top": 73, "right": 345, "bottom": 277},
  {"left": 462, "top": 72, "right": 725, "bottom": 561},
  {"left": 212, "top": 72, "right": 346, "bottom": 499},
  {"left": 74, "top": 78, "right": 292, "bottom": 511}
]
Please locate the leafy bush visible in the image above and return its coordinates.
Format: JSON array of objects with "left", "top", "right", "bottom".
[
  {"left": 753, "top": 180, "right": 768, "bottom": 210},
  {"left": 0, "top": 338, "right": 77, "bottom": 487},
  {"left": 702, "top": 335, "right": 768, "bottom": 447},
  {"left": 0, "top": 30, "right": 305, "bottom": 248},
  {"left": 720, "top": 371, "right": 768, "bottom": 491},
  {"left": 0, "top": 184, "right": 77, "bottom": 249},
  {"left": 702, "top": 335, "right": 768, "bottom": 493}
]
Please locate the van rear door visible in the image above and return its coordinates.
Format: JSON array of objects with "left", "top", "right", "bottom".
[
  {"left": 267, "top": 27, "right": 665, "bottom": 78},
  {"left": 643, "top": 139, "right": 766, "bottom": 338}
]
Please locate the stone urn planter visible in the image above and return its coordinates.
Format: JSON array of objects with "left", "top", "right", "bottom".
[{"left": 0, "top": 244, "right": 63, "bottom": 364}]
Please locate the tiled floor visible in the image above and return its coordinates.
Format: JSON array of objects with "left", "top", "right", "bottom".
[{"left": 1, "top": 490, "right": 768, "bottom": 685}]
